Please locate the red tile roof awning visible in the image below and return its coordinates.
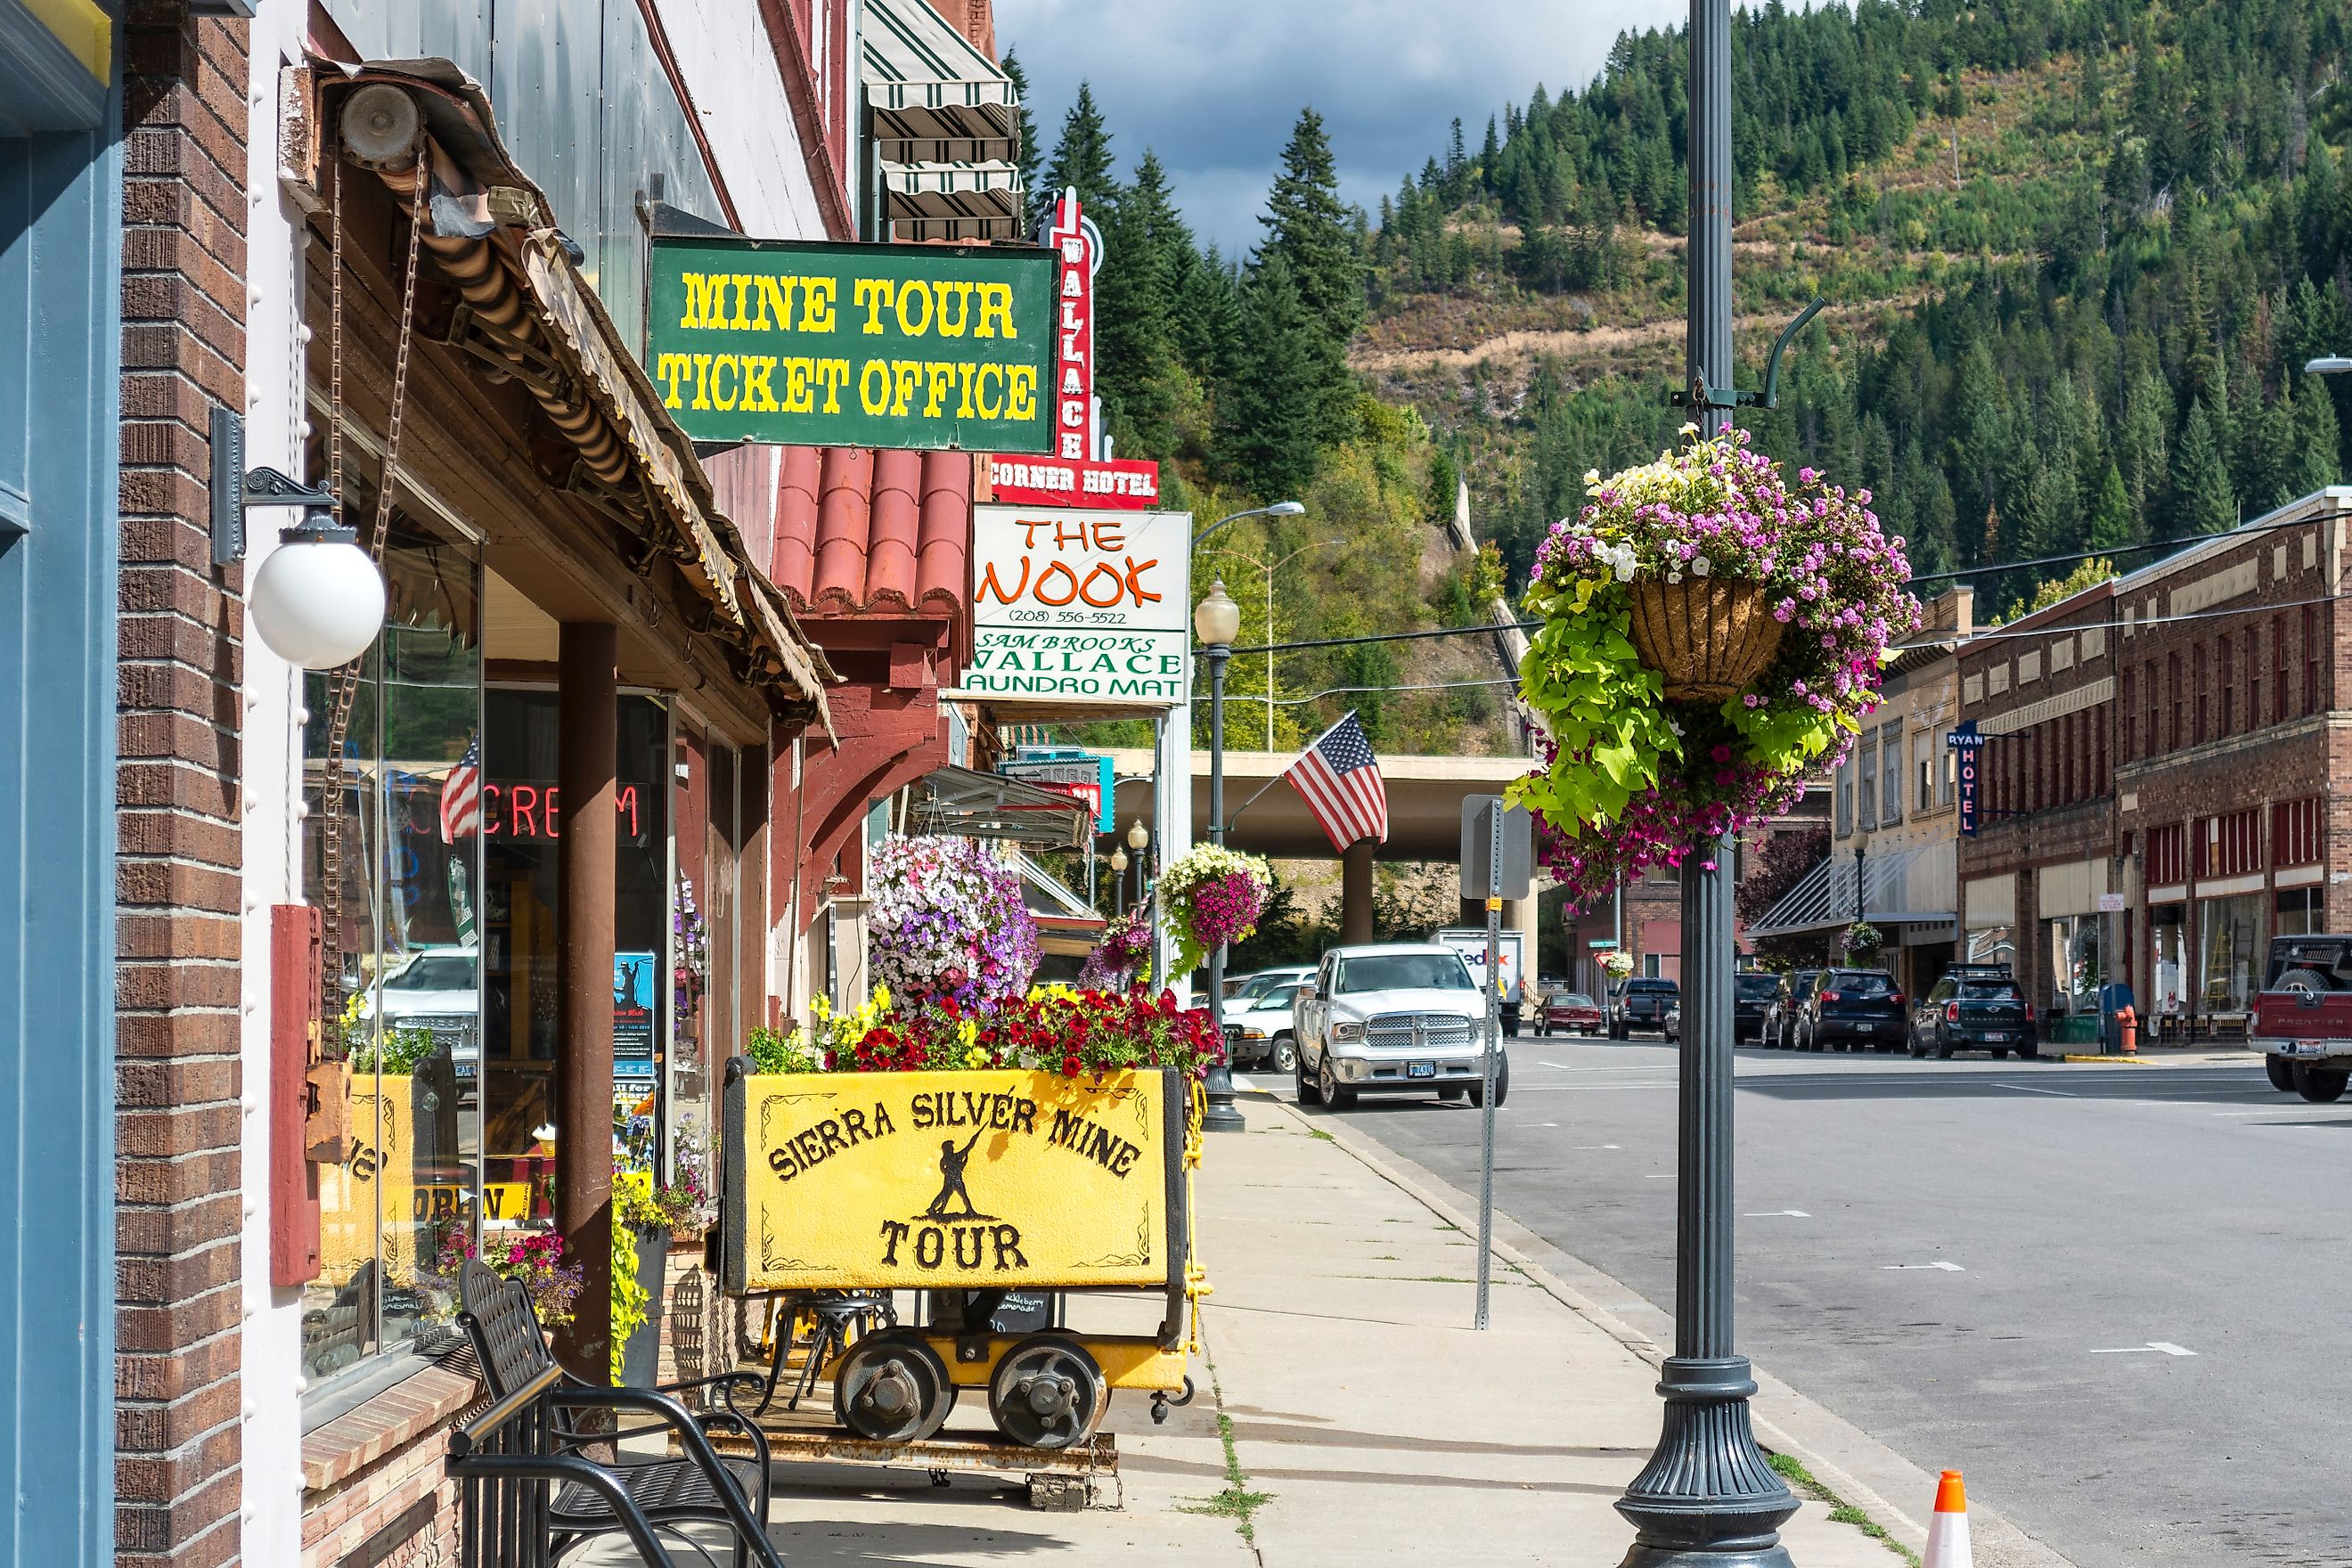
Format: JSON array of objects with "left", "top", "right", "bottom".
[{"left": 704, "top": 444, "right": 973, "bottom": 619}]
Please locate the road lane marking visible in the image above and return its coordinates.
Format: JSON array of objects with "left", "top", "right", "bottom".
[
  {"left": 1744, "top": 1210, "right": 1810, "bottom": 1218},
  {"left": 1883, "top": 1262, "right": 1965, "bottom": 1271},
  {"left": 2089, "top": 1342, "right": 2197, "bottom": 1356},
  {"left": 1994, "top": 1083, "right": 2078, "bottom": 1097},
  {"left": 1643, "top": 1173, "right": 1675, "bottom": 1180},
  {"left": 1571, "top": 1143, "right": 1621, "bottom": 1150}
]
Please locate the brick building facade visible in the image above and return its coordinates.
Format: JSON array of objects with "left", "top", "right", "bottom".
[
  {"left": 1956, "top": 578, "right": 2119, "bottom": 1019},
  {"left": 2114, "top": 491, "right": 2352, "bottom": 1024},
  {"left": 1955, "top": 487, "right": 2352, "bottom": 1033},
  {"left": 116, "top": 8, "right": 250, "bottom": 1565}
]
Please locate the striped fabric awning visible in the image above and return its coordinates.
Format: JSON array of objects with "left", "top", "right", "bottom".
[
  {"left": 862, "top": 0, "right": 1018, "bottom": 161},
  {"left": 879, "top": 158, "right": 1023, "bottom": 240}
]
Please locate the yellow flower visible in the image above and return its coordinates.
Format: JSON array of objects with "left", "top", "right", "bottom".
[
  {"left": 964, "top": 1046, "right": 990, "bottom": 1070},
  {"left": 871, "top": 983, "right": 892, "bottom": 1012},
  {"left": 811, "top": 995, "right": 832, "bottom": 1022},
  {"left": 958, "top": 1018, "right": 979, "bottom": 1049}
]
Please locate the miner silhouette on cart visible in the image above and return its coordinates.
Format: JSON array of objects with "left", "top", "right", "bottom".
[{"left": 923, "top": 1131, "right": 992, "bottom": 1221}]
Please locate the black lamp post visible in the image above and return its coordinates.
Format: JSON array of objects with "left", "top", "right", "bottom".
[
  {"left": 1110, "top": 845, "right": 1129, "bottom": 916},
  {"left": 1194, "top": 577, "right": 1246, "bottom": 1133},
  {"left": 1614, "top": 2, "right": 1799, "bottom": 1563}
]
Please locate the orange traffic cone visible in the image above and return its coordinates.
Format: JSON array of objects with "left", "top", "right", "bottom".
[{"left": 1924, "top": 1470, "right": 1972, "bottom": 1568}]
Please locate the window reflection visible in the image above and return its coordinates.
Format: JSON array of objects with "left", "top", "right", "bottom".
[{"left": 302, "top": 518, "right": 483, "bottom": 1383}]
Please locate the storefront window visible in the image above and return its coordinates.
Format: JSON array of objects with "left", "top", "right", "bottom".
[
  {"left": 2044, "top": 915, "right": 2103, "bottom": 1016},
  {"left": 303, "top": 519, "right": 484, "bottom": 1384},
  {"left": 478, "top": 689, "right": 674, "bottom": 1245},
  {"left": 2151, "top": 904, "right": 2188, "bottom": 1017},
  {"left": 2199, "top": 894, "right": 2264, "bottom": 1013},
  {"left": 1964, "top": 926, "right": 2013, "bottom": 967},
  {"left": 2276, "top": 886, "right": 2323, "bottom": 937}
]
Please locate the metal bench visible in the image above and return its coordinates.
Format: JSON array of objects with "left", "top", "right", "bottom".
[{"left": 449, "top": 1258, "right": 785, "bottom": 1568}]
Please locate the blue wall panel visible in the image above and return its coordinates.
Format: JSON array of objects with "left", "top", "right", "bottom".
[{"left": 0, "top": 23, "right": 120, "bottom": 1568}]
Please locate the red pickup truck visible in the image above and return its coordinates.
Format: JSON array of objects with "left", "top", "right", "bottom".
[{"left": 2250, "top": 935, "right": 2352, "bottom": 1101}]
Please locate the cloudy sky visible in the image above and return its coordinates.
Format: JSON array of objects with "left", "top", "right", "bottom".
[{"left": 996, "top": 0, "right": 1685, "bottom": 254}]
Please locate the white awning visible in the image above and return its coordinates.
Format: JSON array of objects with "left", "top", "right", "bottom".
[
  {"left": 862, "top": 0, "right": 1017, "bottom": 160},
  {"left": 1749, "top": 839, "right": 1957, "bottom": 939}
]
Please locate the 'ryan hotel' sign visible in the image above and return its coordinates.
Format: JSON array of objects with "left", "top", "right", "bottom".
[{"left": 646, "top": 236, "right": 1054, "bottom": 453}]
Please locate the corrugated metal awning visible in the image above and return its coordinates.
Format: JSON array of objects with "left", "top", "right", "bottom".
[
  {"left": 1749, "top": 840, "right": 1956, "bottom": 939},
  {"left": 911, "top": 764, "right": 1088, "bottom": 848}
]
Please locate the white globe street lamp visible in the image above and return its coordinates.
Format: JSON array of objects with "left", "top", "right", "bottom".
[{"left": 249, "top": 506, "right": 387, "bottom": 669}]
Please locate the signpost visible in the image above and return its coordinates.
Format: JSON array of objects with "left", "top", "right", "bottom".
[
  {"left": 646, "top": 236, "right": 1054, "bottom": 452},
  {"left": 1459, "top": 796, "right": 1531, "bottom": 1331},
  {"left": 966, "top": 504, "right": 1191, "bottom": 706}
]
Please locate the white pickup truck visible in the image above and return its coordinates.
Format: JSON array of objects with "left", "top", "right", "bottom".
[{"left": 1293, "top": 943, "right": 1507, "bottom": 1109}]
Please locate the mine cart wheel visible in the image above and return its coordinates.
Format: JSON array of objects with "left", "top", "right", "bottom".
[
  {"left": 835, "top": 1329, "right": 956, "bottom": 1442},
  {"left": 987, "top": 1333, "right": 1108, "bottom": 1450}
]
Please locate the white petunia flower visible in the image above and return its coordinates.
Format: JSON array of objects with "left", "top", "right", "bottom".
[{"left": 1690, "top": 555, "right": 1710, "bottom": 576}]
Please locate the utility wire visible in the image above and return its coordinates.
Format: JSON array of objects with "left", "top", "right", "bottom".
[{"left": 1221, "top": 515, "right": 2340, "bottom": 659}]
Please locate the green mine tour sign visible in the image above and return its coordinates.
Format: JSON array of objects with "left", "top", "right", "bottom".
[{"left": 647, "top": 237, "right": 1054, "bottom": 453}]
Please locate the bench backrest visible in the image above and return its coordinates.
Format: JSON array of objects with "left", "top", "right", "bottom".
[{"left": 457, "top": 1258, "right": 559, "bottom": 1400}]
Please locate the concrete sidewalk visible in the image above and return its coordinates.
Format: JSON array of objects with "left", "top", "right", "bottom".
[{"left": 722, "top": 1090, "right": 1922, "bottom": 1565}]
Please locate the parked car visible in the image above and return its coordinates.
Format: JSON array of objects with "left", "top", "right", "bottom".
[
  {"left": 1540, "top": 990, "right": 1604, "bottom": 1036},
  {"left": 1294, "top": 943, "right": 1506, "bottom": 1109},
  {"left": 1794, "top": 968, "right": 1905, "bottom": 1050},
  {"left": 1609, "top": 977, "right": 1679, "bottom": 1039},
  {"left": 2250, "top": 935, "right": 2352, "bottom": 1099},
  {"left": 1735, "top": 972, "right": 1779, "bottom": 1041},
  {"left": 357, "top": 944, "right": 480, "bottom": 1078},
  {"left": 1763, "top": 969, "right": 1823, "bottom": 1049},
  {"left": 1907, "top": 967, "right": 2035, "bottom": 1059},
  {"left": 1223, "top": 965, "right": 1314, "bottom": 1073}
]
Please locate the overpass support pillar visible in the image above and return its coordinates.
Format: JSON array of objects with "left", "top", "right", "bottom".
[{"left": 1342, "top": 839, "right": 1376, "bottom": 944}]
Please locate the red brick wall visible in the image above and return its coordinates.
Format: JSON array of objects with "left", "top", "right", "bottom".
[{"left": 117, "top": 5, "right": 249, "bottom": 1565}]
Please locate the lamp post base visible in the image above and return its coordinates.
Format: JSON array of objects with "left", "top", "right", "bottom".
[
  {"left": 1200, "top": 1064, "right": 1246, "bottom": 1131},
  {"left": 1615, "top": 1355, "right": 1798, "bottom": 1567}
]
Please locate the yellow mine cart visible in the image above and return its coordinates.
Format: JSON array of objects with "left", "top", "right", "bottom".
[{"left": 721, "top": 1062, "right": 1200, "bottom": 1450}]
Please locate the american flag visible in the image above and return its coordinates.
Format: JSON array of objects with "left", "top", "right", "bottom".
[
  {"left": 440, "top": 733, "right": 482, "bottom": 844},
  {"left": 1284, "top": 712, "right": 1389, "bottom": 852}
]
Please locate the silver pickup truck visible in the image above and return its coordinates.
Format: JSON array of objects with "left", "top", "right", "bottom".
[{"left": 1294, "top": 943, "right": 1507, "bottom": 1109}]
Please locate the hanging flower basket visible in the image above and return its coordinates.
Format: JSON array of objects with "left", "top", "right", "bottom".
[
  {"left": 1599, "top": 950, "right": 1635, "bottom": 980},
  {"left": 1841, "top": 920, "right": 1884, "bottom": 959},
  {"left": 1158, "top": 845, "right": 1273, "bottom": 976},
  {"left": 869, "top": 835, "right": 1041, "bottom": 1009},
  {"left": 1512, "top": 427, "right": 1921, "bottom": 915},
  {"left": 1625, "top": 578, "right": 1786, "bottom": 704}
]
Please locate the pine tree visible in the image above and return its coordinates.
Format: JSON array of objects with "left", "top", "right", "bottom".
[
  {"left": 2171, "top": 398, "right": 2238, "bottom": 535},
  {"left": 1260, "top": 108, "right": 1365, "bottom": 346},
  {"left": 2283, "top": 373, "right": 2343, "bottom": 498},
  {"left": 1040, "top": 83, "right": 1116, "bottom": 216},
  {"left": 1000, "top": 49, "right": 1043, "bottom": 233},
  {"left": 1213, "top": 253, "right": 1333, "bottom": 501},
  {"left": 1174, "top": 246, "right": 1245, "bottom": 386},
  {"left": 1480, "top": 115, "right": 1501, "bottom": 191},
  {"left": 1096, "top": 151, "right": 1186, "bottom": 462},
  {"left": 2085, "top": 461, "right": 2139, "bottom": 551}
]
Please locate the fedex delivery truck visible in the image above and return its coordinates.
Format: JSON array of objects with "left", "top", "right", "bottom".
[{"left": 1433, "top": 927, "right": 1527, "bottom": 1037}]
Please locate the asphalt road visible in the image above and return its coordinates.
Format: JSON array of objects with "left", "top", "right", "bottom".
[{"left": 1255, "top": 1036, "right": 2352, "bottom": 1568}]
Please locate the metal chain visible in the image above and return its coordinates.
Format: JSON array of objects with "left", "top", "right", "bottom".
[
  {"left": 320, "top": 152, "right": 349, "bottom": 1031},
  {"left": 319, "top": 156, "right": 426, "bottom": 1046}
]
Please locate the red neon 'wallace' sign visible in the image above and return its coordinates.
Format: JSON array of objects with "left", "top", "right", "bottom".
[{"left": 990, "top": 189, "right": 1161, "bottom": 510}]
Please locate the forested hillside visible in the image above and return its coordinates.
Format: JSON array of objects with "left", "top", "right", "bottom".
[
  {"left": 1000, "top": 61, "right": 1521, "bottom": 756},
  {"left": 1365, "top": 0, "right": 2352, "bottom": 617}
]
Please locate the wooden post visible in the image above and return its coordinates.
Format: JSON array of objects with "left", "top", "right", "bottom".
[{"left": 557, "top": 620, "right": 617, "bottom": 1380}]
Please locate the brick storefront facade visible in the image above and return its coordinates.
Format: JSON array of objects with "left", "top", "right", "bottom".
[
  {"left": 116, "top": 6, "right": 249, "bottom": 1565},
  {"left": 2115, "top": 493, "right": 2352, "bottom": 1024},
  {"left": 1955, "top": 579, "right": 2118, "bottom": 1017}
]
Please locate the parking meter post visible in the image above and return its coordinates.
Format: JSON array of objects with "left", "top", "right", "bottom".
[{"left": 1476, "top": 799, "right": 1502, "bottom": 1331}]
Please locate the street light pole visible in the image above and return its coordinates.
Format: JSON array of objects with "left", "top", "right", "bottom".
[
  {"left": 1195, "top": 580, "right": 1246, "bottom": 1133},
  {"left": 1615, "top": 2, "right": 1800, "bottom": 1564}
]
